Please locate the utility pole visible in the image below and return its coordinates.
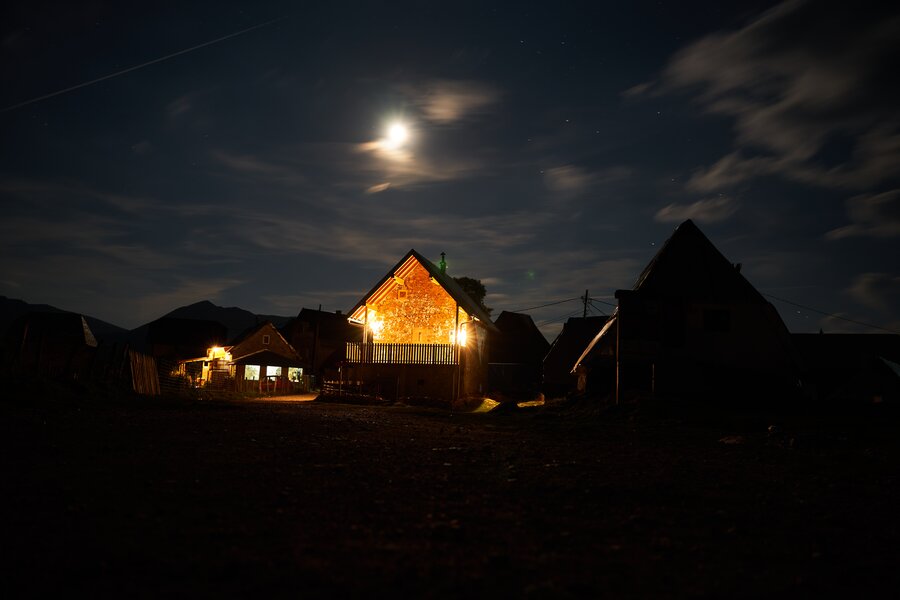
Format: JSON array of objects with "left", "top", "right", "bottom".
[{"left": 582, "top": 289, "right": 589, "bottom": 318}]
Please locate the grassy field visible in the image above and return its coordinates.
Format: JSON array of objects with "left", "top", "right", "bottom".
[{"left": 2, "top": 391, "right": 899, "bottom": 597}]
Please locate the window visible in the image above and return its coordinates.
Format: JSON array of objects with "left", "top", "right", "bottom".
[
  {"left": 266, "top": 366, "right": 282, "bottom": 378},
  {"left": 288, "top": 367, "right": 303, "bottom": 382},
  {"left": 262, "top": 334, "right": 270, "bottom": 345},
  {"left": 397, "top": 287, "right": 408, "bottom": 301},
  {"left": 244, "top": 365, "right": 260, "bottom": 380}
]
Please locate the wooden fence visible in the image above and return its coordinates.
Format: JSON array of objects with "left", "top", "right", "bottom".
[{"left": 345, "top": 342, "right": 458, "bottom": 365}]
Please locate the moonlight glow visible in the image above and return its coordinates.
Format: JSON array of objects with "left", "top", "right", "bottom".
[{"left": 384, "top": 122, "right": 409, "bottom": 149}]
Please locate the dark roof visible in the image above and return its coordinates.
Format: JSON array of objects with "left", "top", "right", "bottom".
[
  {"left": 294, "top": 308, "right": 357, "bottom": 337},
  {"left": 3, "top": 312, "right": 98, "bottom": 348},
  {"left": 573, "top": 220, "right": 796, "bottom": 372},
  {"left": 633, "top": 219, "right": 763, "bottom": 302},
  {"left": 348, "top": 249, "right": 498, "bottom": 331},
  {"left": 490, "top": 311, "right": 550, "bottom": 364},
  {"left": 231, "top": 348, "right": 303, "bottom": 367},
  {"left": 544, "top": 316, "right": 608, "bottom": 380}
]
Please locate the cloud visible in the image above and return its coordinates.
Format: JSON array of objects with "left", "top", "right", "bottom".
[
  {"left": 544, "top": 165, "right": 593, "bottom": 196},
  {"left": 365, "top": 182, "right": 391, "bottom": 194},
  {"left": 655, "top": 196, "right": 739, "bottom": 224},
  {"left": 167, "top": 95, "right": 192, "bottom": 118},
  {"left": 410, "top": 80, "right": 501, "bottom": 124},
  {"left": 847, "top": 272, "right": 900, "bottom": 314},
  {"left": 650, "top": 0, "right": 900, "bottom": 193},
  {"left": 826, "top": 189, "right": 900, "bottom": 239},
  {"left": 212, "top": 150, "right": 308, "bottom": 187},
  {"left": 543, "top": 164, "right": 632, "bottom": 200}
]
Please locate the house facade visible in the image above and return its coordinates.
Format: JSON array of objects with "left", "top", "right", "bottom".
[
  {"left": 340, "top": 249, "right": 497, "bottom": 403},
  {"left": 180, "top": 321, "right": 306, "bottom": 393}
]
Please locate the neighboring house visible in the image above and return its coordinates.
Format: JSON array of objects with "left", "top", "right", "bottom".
[
  {"left": 283, "top": 307, "right": 358, "bottom": 385},
  {"left": 179, "top": 321, "right": 306, "bottom": 393},
  {"left": 2, "top": 312, "right": 98, "bottom": 379},
  {"left": 792, "top": 333, "right": 900, "bottom": 405},
  {"left": 341, "top": 249, "right": 498, "bottom": 402},
  {"left": 543, "top": 316, "right": 608, "bottom": 399},
  {"left": 573, "top": 220, "right": 799, "bottom": 401},
  {"left": 488, "top": 311, "right": 550, "bottom": 396}
]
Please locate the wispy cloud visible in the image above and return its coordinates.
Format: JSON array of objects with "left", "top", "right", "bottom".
[
  {"left": 655, "top": 195, "right": 738, "bottom": 224},
  {"left": 847, "top": 272, "right": 900, "bottom": 315},
  {"left": 406, "top": 80, "right": 501, "bottom": 124},
  {"left": 826, "top": 189, "right": 900, "bottom": 239},
  {"left": 645, "top": 0, "right": 900, "bottom": 193}
]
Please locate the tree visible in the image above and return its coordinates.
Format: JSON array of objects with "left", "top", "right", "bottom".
[{"left": 453, "top": 276, "right": 492, "bottom": 316}]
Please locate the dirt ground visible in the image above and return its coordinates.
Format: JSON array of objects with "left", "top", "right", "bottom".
[{"left": 2, "top": 393, "right": 899, "bottom": 597}]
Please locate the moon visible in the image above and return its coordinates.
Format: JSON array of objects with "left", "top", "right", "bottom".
[{"left": 384, "top": 122, "right": 409, "bottom": 149}]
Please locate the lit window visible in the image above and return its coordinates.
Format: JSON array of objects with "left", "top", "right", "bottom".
[
  {"left": 266, "top": 366, "right": 282, "bottom": 378},
  {"left": 288, "top": 367, "right": 303, "bottom": 382},
  {"left": 245, "top": 365, "right": 260, "bottom": 380}
]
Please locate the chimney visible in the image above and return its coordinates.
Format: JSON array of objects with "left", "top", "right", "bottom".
[{"left": 439, "top": 252, "right": 447, "bottom": 274}]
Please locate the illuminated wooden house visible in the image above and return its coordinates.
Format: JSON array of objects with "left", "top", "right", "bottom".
[
  {"left": 342, "top": 249, "right": 497, "bottom": 402},
  {"left": 180, "top": 321, "right": 306, "bottom": 393}
]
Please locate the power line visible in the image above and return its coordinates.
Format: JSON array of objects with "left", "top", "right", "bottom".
[
  {"left": 506, "top": 297, "right": 580, "bottom": 313},
  {"left": 590, "top": 298, "right": 618, "bottom": 308},
  {"left": 762, "top": 292, "right": 900, "bottom": 335},
  {"left": 535, "top": 308, "right": 585, "bottom": 327},
  {"left": 587, "top": 300, "right": 608, "bottom": 315}
]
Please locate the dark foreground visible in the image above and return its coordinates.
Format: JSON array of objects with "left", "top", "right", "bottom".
[{"left": 2, "top": 395, "right": 899, "bottom": 597}]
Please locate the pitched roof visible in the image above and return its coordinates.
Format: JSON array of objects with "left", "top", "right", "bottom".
[
  {"left": 572, "top": 219, "right": 794, "bottom": 372},
  {"left": 633, "top": 219, "right": 763, "bottom": 302},
  {"left": 490, "top": 311, "right": 550, "bottom": 363},
  {"left": 229, "top": 321, "right": 303, "bottom": 364},
  {"left": 348, "top": 249, "right": 498, "bottom": 331},
  {"left": 543, "top": 316, "right": 608, "bottom": 380}
]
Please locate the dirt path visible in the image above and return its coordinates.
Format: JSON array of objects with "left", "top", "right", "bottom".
[{"left": 2, "top": 398, "right": 898, "bottom": 597}]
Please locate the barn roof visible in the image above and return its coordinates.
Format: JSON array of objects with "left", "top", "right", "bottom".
[
  {"left": 572, "top": 219, "right": 793, "bottom": 372},
  {"left": 490, "top": 311, "right": 550, "bottom": 364},
  {"left": 347, "top": 249, "right": 498, "bottom": 331}
]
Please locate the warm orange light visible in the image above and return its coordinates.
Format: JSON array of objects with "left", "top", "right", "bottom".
[
  {"left": 369, "top": 317, "right": 384, "bottom": 339},
  {"left": 457, "top": 325, "right": 467, "bottom": 347}
]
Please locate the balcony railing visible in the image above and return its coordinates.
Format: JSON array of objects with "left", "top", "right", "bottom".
[{"left": 345, "top": 342, "right": 458, "bottom": 365}]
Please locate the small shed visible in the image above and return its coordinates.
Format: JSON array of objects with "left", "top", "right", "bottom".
[
  {"left": 3, "top": 312, "right": 98, "bottom": 379},
  {"left": 488, "top": 311, "right": 550, "bottom": 396}
]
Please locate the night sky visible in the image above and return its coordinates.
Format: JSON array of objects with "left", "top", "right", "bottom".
[{"left": 2, "top": 1, "right": 898, "bottom": 336}]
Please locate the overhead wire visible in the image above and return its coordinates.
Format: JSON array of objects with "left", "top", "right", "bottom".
[
  {"left": 762, "top": 292, "right": 900, "bottom": 334},
  {"left": 505, "top": 297, "right": 580, "bottom": 313}
]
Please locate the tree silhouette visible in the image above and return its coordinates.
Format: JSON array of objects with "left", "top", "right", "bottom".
[{"left": 454, "top": 276, "right": 492, "bottom": 316}]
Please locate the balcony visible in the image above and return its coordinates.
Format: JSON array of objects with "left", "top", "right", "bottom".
[{"left": 345, "top": 342, "right": 458, "bottom": 365}]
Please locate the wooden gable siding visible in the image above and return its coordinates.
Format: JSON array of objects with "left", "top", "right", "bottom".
[
  {"left": 364, "top": 257, "right": 468, "bottom": 345},
  {"left": 230, "top": 322, "right": 300, "bottom": 365}
]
